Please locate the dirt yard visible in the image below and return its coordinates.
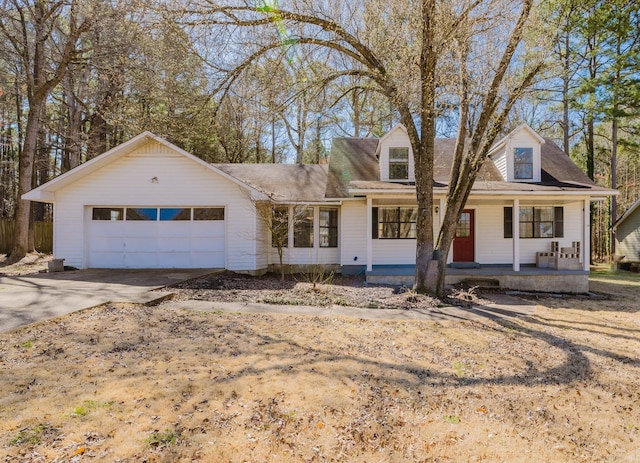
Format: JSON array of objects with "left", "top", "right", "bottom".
[
  {"left": 1, "top": 261, "right": 639, "bottom": 462},
  {"left": 0, "top": 253, "right": 52, "bottom": 276}
]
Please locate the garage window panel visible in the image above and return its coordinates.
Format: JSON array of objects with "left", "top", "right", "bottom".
[
  {"left": 194, "top": 208, "right": 224, "bottom": 220},
  {"left": 126, "top": 208, "right": 158, "bottom": 221},
  {"left": 92, "top": 207, "right": 124, "bottom": 221},
  {"left": 160, "top": 208, "right": 191, "bottom": 221}
]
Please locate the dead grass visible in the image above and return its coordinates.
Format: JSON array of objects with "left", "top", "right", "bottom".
[
  {"left": 1, "top": 269, "right": 639, "bottom": 461},
  {"left": 170, "top": 271, "right": 470, "bottom": 310},
  {"left": 0, "top": 253, "right": 52, "bottom": 276}
]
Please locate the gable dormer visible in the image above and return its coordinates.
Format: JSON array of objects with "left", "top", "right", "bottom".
[
  {"left": 489, "top": 124, "right": 545, "bottom": 183},
  {"left": 377, "top": 124, "right": 415, "bottom": 183}
]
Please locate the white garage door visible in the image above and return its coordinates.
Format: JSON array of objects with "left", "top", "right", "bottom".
[{"left": 87, "top": 207, "right": 225, "bottom": 268}]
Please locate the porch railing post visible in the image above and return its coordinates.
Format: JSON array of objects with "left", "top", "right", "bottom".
[
  {"left": 513, "top": 199, "right": 520, "bottom": 272},
  {"left": 366, "top": 196, "right": 373, "bottom": 272},
  {"left": 583, "top": 198, "right": 590, "bottom": 271}
]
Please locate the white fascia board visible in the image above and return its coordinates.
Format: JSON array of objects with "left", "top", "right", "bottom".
[
  {"left": 466, "top": 190, "right": 618, "bottom": 198},
  {"left": 22, "top": 190, "right": 55, "bottom": 202},
  {"left": 348, "top": 188, "right": 617, "bottom": 198},
  {"left": 270, "top": 200, "right": 343, "bottom": 206},
  {"left": 348, "top": 188, "right": 416, "bottom": 195}
]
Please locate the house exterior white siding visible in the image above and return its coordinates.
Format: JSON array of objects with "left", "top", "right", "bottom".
[
  {"left": 373, "top": 240, "right": 416, "bottom": 264},
  {"left": 471, "top": 200, "right": 585, "bottom": 265},
  {"left": 517, "top": 200, "right": 583, "bottom": 264},
  {"left": 255, "top": 213, "right": 269, "bottom": 270},
  {"left": 492, "top": 151, "right": 508, "bottom": 181},
  {"left": 378, "top": 127, "right": 415, "bottom": 182},
  {"left": 503, "top": 130, "right": 542, "bottom": 183},
  {"left": 340, "top": 200, "right": 368, "bottom": 267},
  {"left": 471, "top": 203, "right": 511, "bottom": 264},
  {"left": 52, "top": 141, "right": 262, "bottom": 271}
]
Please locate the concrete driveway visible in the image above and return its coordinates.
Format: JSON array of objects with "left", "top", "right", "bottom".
[{"left": 0, "top": 269, "right": 214, "bottom": 333}]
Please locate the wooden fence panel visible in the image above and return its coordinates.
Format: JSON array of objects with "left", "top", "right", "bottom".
[
  {"left": 34, "top": 221, "right": 53, "bottom": 253},
  {"left": 0, "top": 221, "right": 53, "bottom": 254}
]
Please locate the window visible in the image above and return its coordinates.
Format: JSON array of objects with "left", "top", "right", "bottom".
[
  {"left": 294, "top": 207, "right": 314, "bottom": 247},
  {"left": 271, "top": 207, "right": 289, "bottom": 248},
  {"left": 126, "top": 208, "right": 157, "bottom": 221},
  {"left": 92, "top": 208, "right": 123, "bottom": 221},
  {"left": 514, "top": 147, "right": 533, "bottom": 180},
  {"left": 92, "top": 207, "right": 225, "bottom": 222},
  {"left": 456, "top": 212, "right": 471, "bottom": 237},
  {"left": 194, "top": 208, "right": 224, "bottom": 220},
  {"left": 374, "top": 207, "right": 417, "bottom": 239},
  {"left": 319, "top": 208, "right": 338, "bottom": 247},
  {"left": 160, "top": 208, "right": 191, "bottom": 221},
  {"left": 389, "top": 147, "right": 409, "bottom": 180},
  {"left": 504, "top": 206, "right": 564, "bottom": 238}
]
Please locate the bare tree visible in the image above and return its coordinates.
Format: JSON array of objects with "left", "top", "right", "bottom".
[
  {"left": 189, "top": 0, "right": 545, "bottom": 295},
  {"left": 251, "top": 199, "right": 311, "bottom": 281},
  {"left": 0, "top": 0, "right": 91, "bottom": 259}
]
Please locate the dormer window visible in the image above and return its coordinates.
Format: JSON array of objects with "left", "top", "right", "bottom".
[
  {"left": 389, "top": 147, "right": 409, "bottom": 180},
  {"left": 514, "top": 147, "right": 533, "bottom": 180}
]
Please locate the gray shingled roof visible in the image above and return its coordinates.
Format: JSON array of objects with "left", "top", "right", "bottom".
[
  {"left": 325, "top": 138, "right": 380, "bottom": 198},
  {"left": 215, "top": 163, "right": 330, "bottom": 202},
  {"left": 327, "top": 136, "right": 612, "bottom": 196},
  {"left": 216, "top": 136, "right": 612, "bottom": 201}
]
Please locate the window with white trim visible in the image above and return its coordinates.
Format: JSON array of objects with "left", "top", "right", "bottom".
[
  {"left": 373, "top": 207, "right": 417, "bottom": 239},
  {"left": 514, "top": 147, "right": 533, "bottom": 180},
  {"left": 504, "top": 206, "right": 564, "bottom": 238},
  {"left": 319, "top": 208, "right": 338, "bottom": 247},
  {"left": 294, "top": 207, "right": 314, "bottom": 248},
  {"left": 389, "top": 147, "right": 409, "bottom": 180}
]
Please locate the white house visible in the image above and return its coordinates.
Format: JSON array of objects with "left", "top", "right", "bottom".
[{"left": 23, "top": 124, "right": 617, "bottom": 292}]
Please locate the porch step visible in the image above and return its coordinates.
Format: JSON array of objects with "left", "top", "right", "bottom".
[
  {"left": 450, "top": 262, "right": 481, "bottom": 269},
  {"left": 461, "top": 278, "right": 500, "bottom": 288}
]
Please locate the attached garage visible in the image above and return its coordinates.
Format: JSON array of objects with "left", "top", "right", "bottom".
[
  {"left": 87, "top": 207, "right": 225, "bottom": 268},
  {"left": 22, "top": 132, "right": 267, "bottom": 272}
]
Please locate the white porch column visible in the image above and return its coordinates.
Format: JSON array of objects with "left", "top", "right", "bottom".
[
  {"left": 439, "top": 197, "right": 445, "bottom": 229},
  {"left": 583, "top": 198, "right": 590, "bottom": 271},
  {"left": 513, "top": 199, "right": 520, "bottom": 272},
  {"left": 366, "top": 196, "right": 373, "bottom": 272}
]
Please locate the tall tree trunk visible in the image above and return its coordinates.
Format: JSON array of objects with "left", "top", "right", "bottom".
[
  {"left": 87, "top": 111, "right": 108, "bottom": 158},
  {"left": 63, "top": 73, "right": 83, "bottom": 170},
  {"left": 562, "top": 30, "right": 570, "bottom": 156},
  {"left": 413, "top": 0, "right": 437, "bottom": 294},
  {"left": 11, "top": 102, "right": 43, "bottom": 258},
  {"left": 610, "top": 117, "right": 617, "bottom": 257},
  {"left": 7, "top": 0, "right": 89, "bottom": 259}
]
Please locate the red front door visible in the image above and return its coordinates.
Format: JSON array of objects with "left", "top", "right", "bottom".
[{"left": 453, "top": 209, "right": 475, "bottom": 262}]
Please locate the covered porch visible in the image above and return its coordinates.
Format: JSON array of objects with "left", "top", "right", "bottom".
[{"left": 365, "top": 264, "right": 590, "bottom": 293}]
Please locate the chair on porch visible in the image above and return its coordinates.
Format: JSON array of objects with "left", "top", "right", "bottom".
[{"left": 536, "top": 241, "right": 581, "bottom": 270}]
